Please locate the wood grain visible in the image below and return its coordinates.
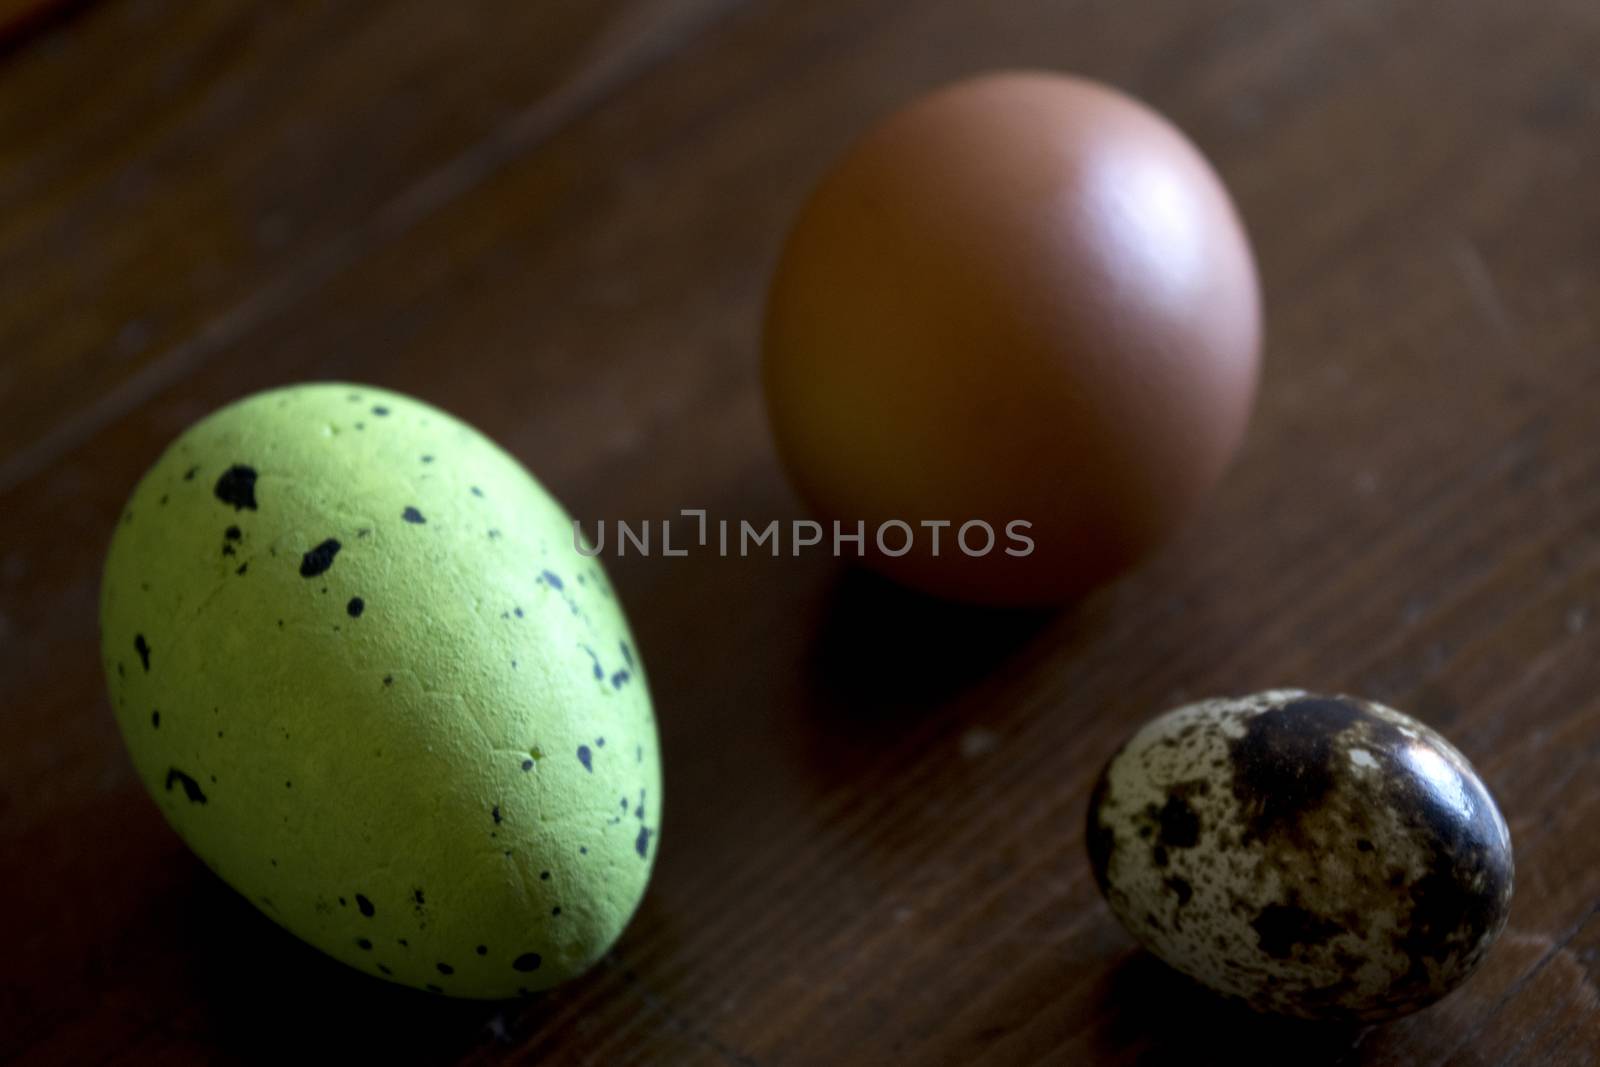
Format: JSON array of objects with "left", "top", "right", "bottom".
[
  {"left": 0, "top": 0, "right": 741, "bottom": 493},
  {"left": 0, "top": 0, "right": 84, "bottom": 54},
  {"left": 3, "top": 0, "right": 1600, "bottom": 1063}
]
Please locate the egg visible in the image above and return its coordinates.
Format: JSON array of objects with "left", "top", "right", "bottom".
[
  {"left": 763, "top": 72, "right": 1261, "bottom": 606},
  {"left": 1086, "top": 690, "right": 1513, "bottom": 1021},
  {"left": 100, "top": 384, "right": 661, "bottom": 998}
]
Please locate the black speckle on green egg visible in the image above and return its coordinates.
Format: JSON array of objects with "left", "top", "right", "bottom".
[
  {"left": 214, "top": 465, "right": 258, "bottom": 511},
  {"left": 356, "top": 938, "right": 373, "bottom": 951},
  {"left": 134, "top": 634, "right": 151, "bottom": 672},
  {"left": 164, "top": 768, "right": 207, "bottom": 804},
  {"left": 347, "top": 597, "right": 365, "bottom": 618},
  {"left": 436, "top": 962, "right": 454, "bottom": 976},
  {"left": 512, "top": 953, "right": 542, "bottom": 972},
  {"left": 580, "top": 646, "right": 602, "bottom": 680},
  {"left": 402, "top": 507, "right": 425, "bottom": 524},
  {"left": 356, "top": 894, "right": 374, "bottom": 917},
  {"left": 299, "top": 539, "right": 341, "bottom": 578}
]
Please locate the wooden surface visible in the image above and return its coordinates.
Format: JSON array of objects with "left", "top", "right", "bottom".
[{"left": 3, "top": 0, "right": 1599, "bottom": 1063}]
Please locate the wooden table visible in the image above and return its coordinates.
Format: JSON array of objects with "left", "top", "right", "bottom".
[{"left": 3, "top": 1, "right": 1598, "bottom": 1063}]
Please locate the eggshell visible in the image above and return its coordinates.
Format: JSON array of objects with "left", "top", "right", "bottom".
[
  {"left": 1086, "top": 690, "right": 1512, "bottom": 1021},
  {"left": 100, "top": 384, "right": 661, "bottom": 998},
  {"left": 764, "top": 71, "right": 1261, "bottom": 605}
]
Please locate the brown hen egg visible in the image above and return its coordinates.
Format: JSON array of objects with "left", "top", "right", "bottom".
[{"left": 763, "top": 72, "right": 1261, "bottom": 605}]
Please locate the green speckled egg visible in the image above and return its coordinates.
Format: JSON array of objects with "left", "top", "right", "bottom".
[{"left": 100, "top": 383, "right": 661, "bottom": 998}]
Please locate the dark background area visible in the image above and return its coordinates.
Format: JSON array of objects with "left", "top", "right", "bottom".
[{"left": 3, "top": 1, "right": 1599, "bottom": 1063}]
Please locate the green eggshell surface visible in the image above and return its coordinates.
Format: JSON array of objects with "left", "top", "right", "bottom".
[{"left": 100, "top": 383, "right": 661, "bottom": 998}]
